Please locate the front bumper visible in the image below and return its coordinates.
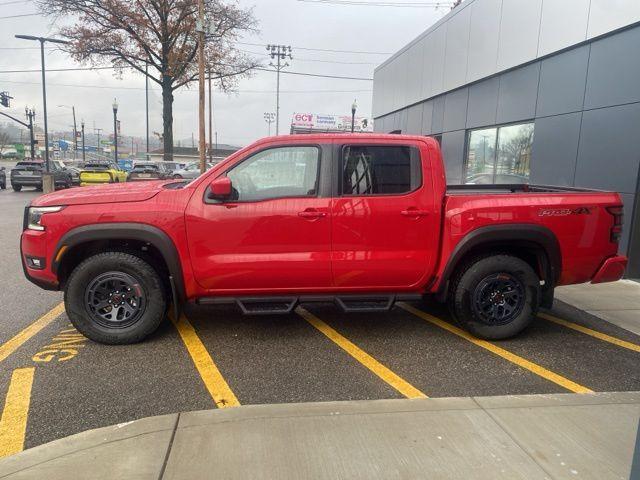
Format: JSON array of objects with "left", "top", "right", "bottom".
[
  {"left": 591, "top": 255, "right": 628, "bottom": 284},
  {"left": 20, "top": 229, "right": 59, "bottom": 290}
]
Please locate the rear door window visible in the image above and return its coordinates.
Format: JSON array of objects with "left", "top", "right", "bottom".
[{"left": 341, "top": 145, "right": 421, "bottom": 195}]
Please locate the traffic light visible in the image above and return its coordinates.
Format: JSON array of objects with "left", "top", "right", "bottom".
[{"left": 0, "top": 92, "right": 11, "bottom": 108}]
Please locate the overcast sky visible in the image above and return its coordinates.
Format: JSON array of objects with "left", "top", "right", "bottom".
[{"left": 0, "top": 0, "right": 450, "bottom": 147}]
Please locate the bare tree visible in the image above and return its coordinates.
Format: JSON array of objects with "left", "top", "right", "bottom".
[{"left": 38, "top": 0, "right": 258, "bottom": 161}]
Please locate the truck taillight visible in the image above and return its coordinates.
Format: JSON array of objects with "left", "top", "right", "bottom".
[{"left": 607, "top": 206, "right": 624, "bottom": 243}]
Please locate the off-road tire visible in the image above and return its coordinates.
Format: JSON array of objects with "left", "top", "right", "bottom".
[
  {"left": 64, "top": 251, "right": 167, "bottom": 344},
  {"left": 12, "top": 184, "right": 21, "bottom": 192},
  {"left": 448, "top": 254, "right": 539, "bottom": 340}
]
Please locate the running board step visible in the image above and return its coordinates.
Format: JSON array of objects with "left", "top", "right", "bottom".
[{"left": 196, "top": 294, "right": 422, "bottom": 315}]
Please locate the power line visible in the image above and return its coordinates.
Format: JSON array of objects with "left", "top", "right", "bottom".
[
  {"left": 0, "top": 79, "right": 372, "bottom": 93},
  {"left": 238, "top": 48, "right": 377, "bottom": 65},
  {"left": 298, "top": 0, "right": 453, "bottom": 6},
  {"left": 0, "top": 64, "right": 373, "bottom": 80},
  {"left": 237, "top": 41, "right": 391, "bottom": 56},
  {"left": 0, "top": 12, "right": 40, "bottom": 19},
  {"left": 0, "top": 66, "right": 114, "bottom": 73},
  {"left": 0, "top": 0, "right": 32, "bottom": 5}
]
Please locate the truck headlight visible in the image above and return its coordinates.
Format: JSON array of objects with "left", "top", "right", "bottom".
[{"left": 26, "top": 206, "right": 65, "bottom": 231}]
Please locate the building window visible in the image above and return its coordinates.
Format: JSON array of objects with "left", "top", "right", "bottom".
[
  {"left": 465, "top": 122, "right": 534, "bottom": 184},
  {"left": 341, "top": 145, "right": 421, "bottom": 195}
]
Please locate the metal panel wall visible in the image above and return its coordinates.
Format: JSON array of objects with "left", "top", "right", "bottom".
[
  {"left": 405, "top": 39, "right": 426, "bottom": 107},
  {"left": 588, "top": 0, "right": 640, "bottom": 39},
  {"left": 443, "top": 5, "right": 472, "bottom": 91},
  {"left": 443, "top": 88, "right": 469, "bottom": 133},
  {"left": 424, "top": 25, "right": 447, "bottom": 100},
  {"left": 496, "top": 0, "right": 543, "bottom": 71},
  {"left": 575, "top": 102, "right": 640, "bottom": 194},
  {"left": 466, "top": 0, "right": 502, "bottom": 84},
  {"left": 538, "top": 0, "right": 590, "bottom": 56},
  {"left": 373, "top": 0, "right": 640, "bottom": 119},
  {"left": 536, "top": 45, "right": 589, "bottom": 117},
  {"left": 584, "top": 26, "right": 640, "bottom": 110},
  {"left": 466, "top": 77, "right": 499, "bottom": 129},
  {"left": 530, "top": 113, "right": 581, "bottom": 186},
  {"left": 496, "top": 62, "right": 540, "bottom": 124},
  {"left": 440, "top": 130, "right": 466, "bottom": 184}
]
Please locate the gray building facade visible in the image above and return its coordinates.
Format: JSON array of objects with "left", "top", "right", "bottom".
[{"left": 372, "top": 0, "right": 640, "bottom": 277}]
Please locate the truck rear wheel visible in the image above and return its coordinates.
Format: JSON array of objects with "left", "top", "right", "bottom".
[
  {"left": 64, "top": 252, "right": 167, "bottom": 344},
  {"left": 449, "top": 254, "right": 539, "bottom": 340}
]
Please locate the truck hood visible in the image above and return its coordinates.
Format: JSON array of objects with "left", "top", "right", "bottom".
[{"left": 32, "top": 181, "right": 168, "bottom": 207}]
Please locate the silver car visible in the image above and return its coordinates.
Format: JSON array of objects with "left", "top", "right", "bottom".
[{"left": 171, "top": 162, "right": 214, "bottom": 180}]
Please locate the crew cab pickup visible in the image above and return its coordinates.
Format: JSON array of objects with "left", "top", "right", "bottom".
[{"left": 20, "top": 134, "right": 627, "bottom": 344}]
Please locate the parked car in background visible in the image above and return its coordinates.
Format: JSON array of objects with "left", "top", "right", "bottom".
[
  {"left": 127, "top": 162, "right": 172, "bottom": 181},
  {"left": 79, "top": 161, "right": 128, "bottom": 186},
  {"left": 0, "top": 166, "right": 6, "bottom": 189},
  {"left": 11, "top": 160, "right": 73, "bottom": 191},
  {"left": 52, "top": 160, "right": 81, "bottom": 186},
  {"left": 162, "top": 161, "right": 187, "bottom": 172},
  {"left": 170, "top": 162, "right": 214, "bottom": 180}
]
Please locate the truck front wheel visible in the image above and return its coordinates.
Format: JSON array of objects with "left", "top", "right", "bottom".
[
  {"left": 64, "top": 252, "right": 167, "bottom": 344},
  {"left": 449, "top": 255, "right": 539, "bottom": 340}
]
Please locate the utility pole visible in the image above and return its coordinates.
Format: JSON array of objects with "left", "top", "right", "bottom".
[
  {"left": 351, "top": 99, "right": 357, "bottom": 133},
  {"left": 145, "top": 63, "right": 149, "bottom": 154},
  {"left": 196, "top": 0, "right": 206, "bottom": 173},
  {"left": 267, "top": 45, "right": 292, "bottom": 135},
  {"left": 26, "top": 108, "right": 35, "bottom": 161},
  {"left": 81, "top": 120, "right": 86, "bottom": 162},
  {"left": 264, "top": 112, "right": 275, "bottom": 136},
  {"left": 95, "top": 128, "right": 102, "bottom": 155},
  {"left": 112, "top": 99, "right": 119, "bottom": 163},
  {"left": 0, "top": 108, "right": 35, "bottom": 160},
  {"left": 208, "top": 67, "right": 213, "bottom": 164}
]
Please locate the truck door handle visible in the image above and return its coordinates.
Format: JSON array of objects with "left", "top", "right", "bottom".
[
  {"left": 401, "top": 208, "right": 429, "bottom": 217},
  {"left": 298, "top": 208, "right": 327, "bottom": 219}
]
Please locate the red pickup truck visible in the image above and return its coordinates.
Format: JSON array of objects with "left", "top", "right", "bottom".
[{"left": 21, "top": 134, "right": 627, "bottom": 344}]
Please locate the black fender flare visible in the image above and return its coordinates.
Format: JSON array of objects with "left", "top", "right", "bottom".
[
  {"left": 437, "top": 224, "right": 561, "bottom": 301},
  {"left": 52, "top": 223, "right": 186, "bottom": 303}
]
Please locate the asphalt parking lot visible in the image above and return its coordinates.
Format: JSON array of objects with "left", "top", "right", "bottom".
[{"left": 1, "top": 183, "right": 639, "bottom": 456}]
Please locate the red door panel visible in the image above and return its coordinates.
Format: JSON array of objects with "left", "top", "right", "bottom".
[
  {"left": 186, "top": 198, "right": 332, "bottom": 292},
  {"left": 330, "top": 144, "right": 438, "bottom": 290}
]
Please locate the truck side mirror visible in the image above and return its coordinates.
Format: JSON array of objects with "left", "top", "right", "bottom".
[{"left": 208, "top": 176, "right": 232, "bottom": 200}]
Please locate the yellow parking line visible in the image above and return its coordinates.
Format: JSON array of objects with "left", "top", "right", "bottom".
[
  {"left": 398, "top": 303, "right": 593, "bottom": 394},
  {"left": 0, "top": 368, "right": 35, "bottom": 458},
  {"left": 0, "top": 303, "right": 65, "bottom": 364},
  {"left": 171, "top": 314, "right": 240, "bottom": 408},
  {"left": 296, "top": 307, "right": 427, "bottom": 399},
  {"left": 539, "top": 312, "right": 640, "bottom": 353}
]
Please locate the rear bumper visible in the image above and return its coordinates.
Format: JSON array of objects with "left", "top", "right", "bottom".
[
  {"left": 591, "top": 255, "right": 628, "bottom": 284},
  {"left": 12, "top": 177, "right": 43, "bottom": 186}
]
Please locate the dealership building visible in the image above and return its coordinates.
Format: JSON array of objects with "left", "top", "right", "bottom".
[{"left": 372, "top": 0, "right": 640, "bottom": 277}]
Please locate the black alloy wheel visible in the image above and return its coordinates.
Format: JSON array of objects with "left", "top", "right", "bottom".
[
  {"left": 84, "top": 271, "right": 147, "bottom": 329},
  {"left": 472, "top": 273, "right": 525, "bottom": 326}
]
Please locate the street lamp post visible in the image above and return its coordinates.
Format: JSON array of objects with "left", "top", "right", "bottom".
[
  {"left": 351, "top": 99, "right": 357, "bottom": 134},
  {"left": 112, "top": 99, "right": 118, "bottom": 164},
  {"left": 15, "top": 34, "right": 68, "bottom": 192}
]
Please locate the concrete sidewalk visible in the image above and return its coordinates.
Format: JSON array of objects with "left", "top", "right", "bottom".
[
  {"left": 556, "top": 280, "right": 640, "bottom": 336},
  {"left": 1, "top": 392, "right": 638, "bottom": 479}
]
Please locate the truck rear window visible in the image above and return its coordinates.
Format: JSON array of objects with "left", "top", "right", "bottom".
[{"left": 341, "top": 145, "right": 421, "bottom": 195}]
